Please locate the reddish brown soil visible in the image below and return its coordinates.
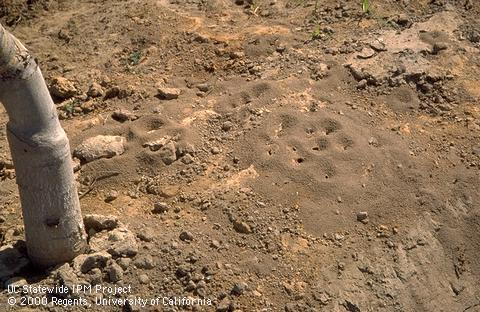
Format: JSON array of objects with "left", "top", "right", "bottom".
[{"left": 1, "top": 0, "right": 480, "bottom": 311}]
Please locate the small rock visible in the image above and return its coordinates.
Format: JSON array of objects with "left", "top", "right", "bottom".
[
  {"left": 153, "top": 202, "right": 169, "bottom": 214},
  {"left": 80, "top": 100, "right": 95, "bottom": 113},
  {"left": 210, "top": 240, "right": 221, "bottom": 249},
  {"left": 87, "top": 268, "right": 103, "bottom": 285},
  {"left": 230, "top": 51, "right": 245, "bottom": 59},
  {"left": 107, "top": 261, "right": 123, "bottom": 283},
  {"left": 139, "top": 274, "right": 149, "bottom": 284},
  {"left": 159, "top": 142, "right": 178, "bottom": 165},
  {"left": 231, "top": 282, "right": 248, "bottom": 296},
  {"left": 176, "top": 142, "right": 196, "bottom": 157},
  {"left": 357, "top": 79, "right": 368, "bottom": 89},
  {"left": 143, "top": 136, "right": 172, "bottom": 152},
  {"left": 104, "top": 190, "right": 118, "bottom": 203},
  {"left": 87, "top": 83, "right": 104, "bottom": 98},
  {"left": 137, "top": 229, "right": 154, "bottom": 242},
  {"left": 181, "top": 154, "right": 194, "bottom": 164},
  {"left": 116, "top": 258, "right": 132, "bottom": 270},
  {"left": 74, "top": 135, "right": 126, "bottom": 163},
  {"left": 84, "top": 214, "right": 119, "bottom": 232},
  {"left": 73, "top": 251, "right": 111, "bottom": 274},
  {"left": 196, "top": 83, "right": 210, "bottom": 92},
  {"left": 216, "top": 298, "right": 232, "bottom": 312},
  {"left": 104, "top": 86, "right": 120, "bottom": 99},
  {"left": 432, "top": 42, "right": 448, "bottom": 54},
  {"left": 343, "top": 300, "right": 361, "bottom": 312},
  {"left": 356, "top": 211, "right": 369, "bottom": 223},
  {"left": 179, "top": 231, "right": 194, "bottom": 241},
  {"left": 133, "top": 255, "right": 155, "bottom": 270},
  {"left": 107, "top": 230, "right": 139, "bottom": 258},
  {"left": 157, "top": 86, "right": 181, "bottom": 100},
  {"left": 368, "top": 137, "right": 379, "bottom": 146},
  {"left": 395, "top": 14, "right": 411, "bottom": 27},
  {"left": 357, "top": 47, "right": 376, "bottom": 59},
  {"left": 53, "top": 263, "right": 86, "bottom": 295},
  {"left": 276, "top": 45, "right": 286, "bottom": 53},
  {"left": 112, "top": 109, "right": 139, "bottom": 122},
  {"left": 233, "top": 220, "right": 252, "bottom": 234},
  {"left": 368, "top": 40, "right": 387, "bottom": 52},
  {"left": 89, "top": 228, "right": 139, "bottom": 258},
  {"left": 49, "top": 77, "right": 77, "bottom": 100},
  {"left": 211, "top": 147, "right": 221, "bottom": 155},
  {"left": 221, "top": 121, "right": 233, "bottom": 131}
]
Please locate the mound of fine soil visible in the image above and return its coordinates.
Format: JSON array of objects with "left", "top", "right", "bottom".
[{"left": 0, "top": 0, "right": 479, "bottom": 311}]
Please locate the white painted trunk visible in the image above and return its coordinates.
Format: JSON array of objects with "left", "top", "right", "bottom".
[{"left": 0, "top": 24, "right": 87, "bottom": 267}]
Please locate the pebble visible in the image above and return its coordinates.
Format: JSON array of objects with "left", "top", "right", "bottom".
[
  {"left": 88, "top": 268, "right": 103, "bottom": 285},
  {"left": 222, "top": 121, "right": 234, "bottom": 131},
  {"left": 196, "top": 83, "right": 210, "bottom": 92},
  {"left": 216, "top": 298, "right": 232, "bottom": 312},
  {"left": 432, "top": 42, "right": 448, "bottom": 54},
  {"left": 133, "top": 255, "right": 156, "bottom": 269},
  {"left": 368, "top": 40, "right": 387, "bottom": 52},
  {"left": 181, "top": 154, "right": 194, "bottom": 164},
  {"left": 83, "top": 214, "right": 119, "bottom": 232},
  {"left": 157, "top": 86, "right": 181, "bottom": 100},
  {"left": 104, "top": 190, "right": 118, "bottom": 203},
  {"left": 368, "top": 137, "right": 379, "bottom": 146},
  {"left": 356, "top": 211, "right": 369, "bottom": 223},
  {"left": 73, "top": 251, "right": 111, "bottom": 274},
  {"left": 107, "top": 262, "right": 123, "bottom": 283},
  {"left": 49, "top": 76, "right": 77, "bottom": 100},
  {"left": 139, "top": 274, "right": 150, "bottom": 284},
  {"left": 153, "top": 202, "right": 169, "bottom": 214},
  {"left": 111, "top": 109, "right": 138, "bottom": 122},
  {"left": 116, "top": 257, "right": 132, "bottom": 270},
  {"left": 107, "top": 232, "right": 139, "bottom": 258},
  {"left": 87, "top": 82, "right": 104, "bottom": 98},
  {"left": 74, "top": 135, "right": 126, "bottom": 163},
  {"left": 357, "top": 47, "right": 376, "bottom": 59},
  {"left": 231, "top": 282, "right": 248, "bottom": 296},
  {"left": 159, "top": 142, "right": 178, "bottom": 165},
  {"left": 143, "top": 136, "right": 172, "bottom": 151},
  {"left": 211, "top": 147, "right": 221, "bottom": 155},
  {"left": 357, "top": 79, "right": 368, "bottom": 89},
  {"left": 233, "top": 220, "right": 252, "bottom": 234},
  {"left": 137, "top": 229, "right": 154, "bottom": 242},
  {"left": 180, "top": 231, "right": 194, "bottom": 241}
]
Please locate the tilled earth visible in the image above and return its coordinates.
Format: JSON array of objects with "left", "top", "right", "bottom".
[{"left": 0, "top": 0, "right": 480, "bottom": 311}]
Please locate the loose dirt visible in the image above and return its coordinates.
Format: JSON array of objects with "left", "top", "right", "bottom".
[{"left": 0, "top": 0, "right": 479, "bottom": 311}]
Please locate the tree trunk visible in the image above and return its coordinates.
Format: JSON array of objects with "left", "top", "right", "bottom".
[{"left": 0, "top": 24, "right": 87, "bottom": 267}]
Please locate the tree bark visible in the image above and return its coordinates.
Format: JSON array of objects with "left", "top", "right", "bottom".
[{"left": 0, "top": 24, "right": 87, "bottom": 267}]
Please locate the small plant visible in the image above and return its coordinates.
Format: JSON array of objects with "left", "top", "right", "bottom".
[
  {"left": 61, "top": 98, "right": 81, "bottom": 116},
  {"left": 311, "top": 25, "right": 322, "bottom": 40},
  {"left": 362, "top": 0, "right": 370, "bottom": 13},
  {"left": 127, "top": 50, "right": 142, "bottom": 66},
  {"left": 248, "top": 1, "right": 261, "bottom": 16}
]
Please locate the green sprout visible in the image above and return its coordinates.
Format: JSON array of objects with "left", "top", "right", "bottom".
[
  {"left": 362, "top": 0, "right": 370, "bottom": 13},
  {"left": 311, "top": 25, "right": 322, "bottom": 40},
  {"left": 127, "top": 51, "right": 142, "bottom": 66},
  {"left": 61, "top": 98, "right": 80, "bottom": 115}
]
